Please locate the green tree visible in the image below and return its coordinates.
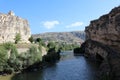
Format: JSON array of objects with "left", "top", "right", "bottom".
[
  {"left": 3, "top": 42, "right": 19, "bottom": 71},
  {"left": 14, "top": 33, "right": 21, "bottom": 44},
  {"left": 47, "top": 42, "right": 56, "bottom": 49},
  {"left": 3, "top": 42, "right": 18, "bottom": 60},
  {"left": 27, "top": 46, "right": 42, "bottom": 65},
  {"left": 35, "top": 38, "right": 42, "bottom": 43},
  {"left": 0, "top": 46, "right": 8, "bottom": 71},
  {"left": 29, "top": 36, "right": 34, "bottom": 43}
]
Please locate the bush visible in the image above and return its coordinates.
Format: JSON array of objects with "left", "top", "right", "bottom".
[
  {"left": 0, "top": 46, "right": 8, "bottom": 72},
  {"left": 15, "top": 45, "right": 42, "bottom": 70},
  {"left": 43, "top": 47, "right": 60, "bottom": 63},
  {"left": 3, "top": 42, "right": 18, "bottom": 61},
  {"left": 35, "top": 38, "right": 42, "bottom": 43},
  {"left": 47, "top": 42, "right": 56, "bottom": 49},
  {"left": 29, "top": 36, "right": 34, "bottom": 43},
  {"left": 25, "top": 46, "right": 42, "bottom": 66},
  {"left": 0, "top": 42, "right": 44, "bottom": 74},
  {"left": 14, "top": 33, "right": 21, "bottom": 44}
]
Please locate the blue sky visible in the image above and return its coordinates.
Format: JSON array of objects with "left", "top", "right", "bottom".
[{"left": 0, "top": 0, "right": 120, "bottom": 34}]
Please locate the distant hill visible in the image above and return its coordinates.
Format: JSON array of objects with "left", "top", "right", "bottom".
[{"left": 32, "top": 31, "right": 85, "bottom": 44}]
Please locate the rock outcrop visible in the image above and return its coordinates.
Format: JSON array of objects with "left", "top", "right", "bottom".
[
  {"left": 83, "top": 6, "right": 120, "bottom": 80},
  {"left": 86, "top": 6, "right": 120, "bottom": 51},
  {"left": 0, "top": 11, "right": 31, "bottom": 43},
  {"left": 83, "top": 39, "right": 120, "bottom": 80}
]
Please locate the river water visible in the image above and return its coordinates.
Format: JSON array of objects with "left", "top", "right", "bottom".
[{"left": 0, "top": 51, "right": 98, "bottom": 80}]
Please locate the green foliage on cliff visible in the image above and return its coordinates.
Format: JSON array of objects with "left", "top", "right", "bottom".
[{"left": 14, "top": 33, "right": 21, "bottom": 44}]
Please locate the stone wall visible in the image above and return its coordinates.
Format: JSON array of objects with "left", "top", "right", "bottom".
[{"left": 0, "top": 11, "right": 31, "bottom": 43}]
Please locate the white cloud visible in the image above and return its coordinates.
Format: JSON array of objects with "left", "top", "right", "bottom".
[
  {"left": 42, "top": 20, "right": 60, "bottom": 29},
  {"left": 66, "top": 22, "right": 83, "bottom": 28}
]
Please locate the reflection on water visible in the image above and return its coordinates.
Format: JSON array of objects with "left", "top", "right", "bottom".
[
  {"left": 0, "top": 51, "right": 98, "bottom": 80},
  {"left": 60, "top": 51, "right": 74, "bottom": 61}
]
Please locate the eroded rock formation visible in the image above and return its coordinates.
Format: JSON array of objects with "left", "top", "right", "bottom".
[
  {"left": 86, "top": 6, "right": 120, "bottom": 51},
  {"left": 0, "top": 11, "right": 31, "bottom": 43},
  {"left": 84, "top": 6, "right": 120, "bottom": 80}
]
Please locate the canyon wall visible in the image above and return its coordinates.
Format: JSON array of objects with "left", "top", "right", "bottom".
[
  {"left": 0, "top": 11, "right": 31, "bottom": 43},
  {"left": 84, "top": 6, "right": 120, "bottom": 80},
  {"left": 85, "top": 6, "right": 120, "bottom": 51}
]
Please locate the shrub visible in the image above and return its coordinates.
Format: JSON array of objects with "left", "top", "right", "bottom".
[
  {"left": 0, "top": 46, "right": 8, "bottom": 71},
  {"left": 42, "top": 47, "right": 60, "bottom": 63},
  {"left": 47, "top": 42, "right": 56, "bottom": 49},
  {"left": 14, "top": 33, "right": 21, "bottom": 44},
  {"left": 26, "top": 46, "right": 42, "bottom": 65},
  {"left": 3, "top": 42, "right": 18, "bottom": 60},
  {"left": 0, "top": 42, "right": 43, "bottom": 73},
  {"left": 35, "top": 38, "right": 42, "bottom": 43},
  {"left": 29, "top": 36, "right": 34, "bottom": 43}
]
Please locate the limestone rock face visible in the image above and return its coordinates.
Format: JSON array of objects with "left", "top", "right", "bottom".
[
  {"left": 0, "top": 11, "right": 31, "bottom": 43},
  {"left": 84, "top": 6, "right": 120, "bottom": 80},
  {"left": 85, "top": 6, "right": 120, "bottom": 51}
]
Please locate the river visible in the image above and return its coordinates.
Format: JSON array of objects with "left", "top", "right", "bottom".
[{"left": 0, "top": 51, "right": 98, "bottom": 80}]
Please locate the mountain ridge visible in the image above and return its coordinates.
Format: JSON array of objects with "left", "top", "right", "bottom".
[{"left": 32, "top": 31, "right": 85, "bottom": 44}]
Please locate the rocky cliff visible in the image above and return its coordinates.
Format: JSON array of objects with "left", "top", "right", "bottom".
[
  {"left": 0, "top": 11, "right": 31, "bottom": 43},
  {"left": 85, "top": 6, "right": 120, "bottom": 51},
  {"left": 84, "top": 6, "right": 120, "bottom": 80}
]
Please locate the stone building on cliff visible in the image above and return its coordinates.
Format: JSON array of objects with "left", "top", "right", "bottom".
[{"left": 0, "top": 11, "right": 31, "bottom": 43}]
